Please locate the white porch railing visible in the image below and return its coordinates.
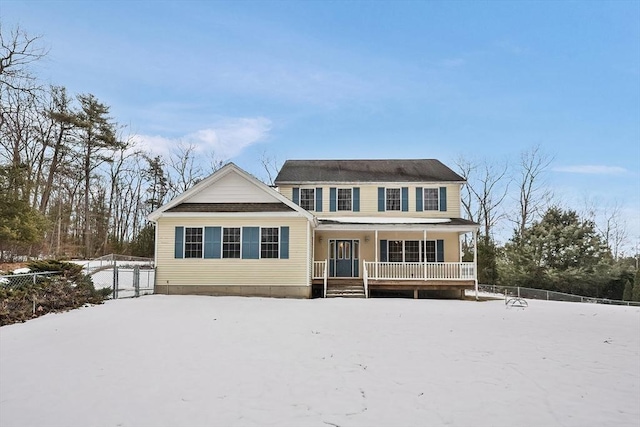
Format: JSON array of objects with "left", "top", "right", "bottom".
[
  {"left": 363, "top": 262, "right": 475, "bottom": 281},
  {"left": 313, "top": 260, "right": 328, "bottom": 298},
  {"left": 363, "top": 259, "right": 369, "bottom": 298}
]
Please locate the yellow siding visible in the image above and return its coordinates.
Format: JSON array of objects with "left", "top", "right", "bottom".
[
  {"left": 156, "top": 216, "right": 310, "bottom": 287},
  {"left": 279, "top": 184, "right": 461, "bottom": 218}
]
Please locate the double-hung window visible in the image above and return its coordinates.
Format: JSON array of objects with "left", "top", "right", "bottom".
[
  {"left": 423, "top": 188, "right": 439, "bottom": 211},
  {"left": 423, "top": 240, "right": 436, "bottom": 262},
  {"left": 223, "top": 227, "right": 241, "bottom": 258},
  {"left": 337, "top": 188, "right": 352, "bottom": 211},
  {"left": 184, "top": 227, "right": 203, "bottom": 258},
  {"left": 405, "top": 241, "right": 421, "bottom": 262},
  {"left": 386, "top": 188, "right": 401, "bottom": 211},
  {"left": 260, "top": 227, "right": 279, "bottom": 259},
  {"left": 300, "top": 188, "right": 315, "bottom": 211},
  {"left": 388, "top": 241, "right": 403, "bottom": 262}
]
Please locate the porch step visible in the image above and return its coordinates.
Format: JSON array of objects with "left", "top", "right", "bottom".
[{"left": 326, "top": 285, "right": 366, "bottom": 298}]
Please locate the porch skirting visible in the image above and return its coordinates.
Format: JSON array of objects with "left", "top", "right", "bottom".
[{"left": 154, "top": 284, "right": 312, "bottom": 298}]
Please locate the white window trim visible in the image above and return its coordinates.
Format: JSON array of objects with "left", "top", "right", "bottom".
[
  {"left": 337, "top": 187, "right": 353, "bottom": 211},
  {"left": 184, "top": 226, "right": 204, "bottom": 259},
  {"left": 222, "top": 226, "right": 242, "bottom": 259},
  {"left": 299, "top": 187, "right": 316, "bottom": 211},
  {"left": 260, "top": 226, "right": 280, "bottom": 260},
  {"left": 385, "top": 187, "right": 402, "bottom": 211},
  {"left": 423, "top": 187, "right": 440, "bottom": 211}
]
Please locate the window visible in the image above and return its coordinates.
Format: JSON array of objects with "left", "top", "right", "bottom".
[
  {"left": 223, "top": 227, "right": 241, "bottom": 258},
  {"left": 337, "top": 188, "right": 352, "bottom": 211},
  {"left": 388, "top": 241, "right": 403, "bottom": 262},
  {"left": 184, "top": 227, "right": 203, "bottom": 258},
  {"left": 423, "top": 240, "right": 436, "bottom": 262},
  {"left": 405, "top": 241, "right": 420, "bottom": 262},
  {"left": 424, "top": 188, "right": 439, "bottom": 211},
  {"left": 386, "top": 188, "right": 401, "bottom": 211},
  {"left": 300, "top": 188, "right": 315, "bottom": 210},
  {"left": 261, "top": 227, "right": 279, "bottom": 259}
]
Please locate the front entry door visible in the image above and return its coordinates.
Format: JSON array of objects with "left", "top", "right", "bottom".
[
  {"left": 329, "top": 239, "right": 359, "bottom": 278},
  {"left": 335, "top": 240, "right": 352, "bottom": 277}
]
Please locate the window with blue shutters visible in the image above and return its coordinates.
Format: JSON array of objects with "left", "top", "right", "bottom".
[
  {"left": 300, "top": 188, "right": 315, "bottom": 210},
  {"left": 184, "top": 227, "right": 203, "bottom": 258}
]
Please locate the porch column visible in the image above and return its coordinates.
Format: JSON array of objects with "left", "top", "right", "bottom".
[
  {"left": 473, "top": 230, "right": 478, "bottom": 300},
  {"left": 423, "top": 229, "right": 427, "bottom": 281},
  {"left": 374, "top": 229, "right": 379, "bottom": 278}
]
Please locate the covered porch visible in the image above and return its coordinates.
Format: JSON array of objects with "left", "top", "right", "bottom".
[{"left": 311, "top": 217, "right": 479, "bottom": 298}]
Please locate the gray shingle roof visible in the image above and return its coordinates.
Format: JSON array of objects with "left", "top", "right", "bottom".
[{"left": 275, "top": 159, "right": 464, "bottom": 184}]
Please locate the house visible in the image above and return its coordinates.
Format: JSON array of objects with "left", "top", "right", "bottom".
[{"left": 148, "top": 159, "right": 479, "bottom": 299}]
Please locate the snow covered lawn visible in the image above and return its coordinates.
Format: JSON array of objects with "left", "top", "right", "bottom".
[{"left": 1, "top": 296, "right": 639, "bottom": 427}]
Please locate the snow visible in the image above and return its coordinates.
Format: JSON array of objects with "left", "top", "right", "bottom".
[
  {"left": 1, "top": 296, "right": 639, "bottom": 427},
  {"left": 10, "top": 267, "right": 31, "bottom": 274}
]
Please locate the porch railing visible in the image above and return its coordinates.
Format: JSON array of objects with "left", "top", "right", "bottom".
[
  {"left": 363, "top": 262, "right": 475, "bottom": 281},
  {"left": 313, "top": 260, "right": 328, "bottom": 298},
  {"left": 363, "top": 259, "right": 369, "bottom": 298}
]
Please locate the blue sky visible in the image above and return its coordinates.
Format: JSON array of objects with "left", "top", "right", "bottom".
[{"left": 3, "top": 0, "right": 640, "bottom": 247}]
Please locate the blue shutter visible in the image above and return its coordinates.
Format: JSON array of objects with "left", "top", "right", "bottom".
[
  {"left": 329, "top": 187, "right": 337, "bottom": 212},
  {"left": 380, "top": 240, "right": 388, "bottom": 262},
  {"left": 204, "top": 227, "right": 221, "bottom": 259},
  {"left": 280, "top": 226, "right": 289, "bottom": 259},
  {"left": 439, "top": 187, "right": 447, "bottom": 212},
  {"left": 292, "top": 187, "right": 300, "bottom": 205},
  {"left": 378, "top": 187, "right": 385, "bottom": 211},
  {"left": 436, "top": 239, "right": 444, "bottom": 262},
  {"left": 316, "top": 188, "right": 323, "bottom": 212},
  {"left": 242, "top": 227, "right": 259, "bottom": 259},
  {"left": 416, "top": 187, "right": 423, "bottom": 211},
  {"left": 353, "top": 187, "right": 360, "bottom": 212},
  {"left": 401, "top": 187, "right": 409, "bottom": 212},
  {"left": 174, "top": 227, "right": 184, "bottom": 259}
]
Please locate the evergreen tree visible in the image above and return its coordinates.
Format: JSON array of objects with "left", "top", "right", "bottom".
[{"left": 622, "top": 279, "right": 633, "bottom": 301}]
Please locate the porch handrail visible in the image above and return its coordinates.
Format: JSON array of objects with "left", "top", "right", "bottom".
[
  {"left": 364, "top": 261, "right": 475, "bottom": 281},
  {"left": 323, "top": 261, "right": 328, "bottom": 298},
  {"left": 363, "top": 259, "right": 369, "bottom": 298}
]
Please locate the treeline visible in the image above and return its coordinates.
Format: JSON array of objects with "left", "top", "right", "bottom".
[
  {"left": 457, "top": 150, "right": 639, "bottom": 301},
  {"left": 0, "top": 26, "right": 222, "bottom": 260}
]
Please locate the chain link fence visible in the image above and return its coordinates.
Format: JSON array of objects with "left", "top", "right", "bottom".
[
  {"left": 479, "top": 284, "right": 640, "bottom": 307},
  {"left": 0, "top": 272, "right": 60, "bottom": 288},
  {"left": 91, "top": 266, "right": 155, "bottom": 299}
]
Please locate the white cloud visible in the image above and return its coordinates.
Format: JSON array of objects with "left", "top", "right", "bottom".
[
  {"left": 553, "top": 165, "right": 629, "bottom": 175},
  {"left": 132, "top": 117, "right": 272, "bottom": 160}
]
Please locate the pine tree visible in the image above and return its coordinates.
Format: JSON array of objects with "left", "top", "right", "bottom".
[{"left": 622, "top": 279, "right": 633, "bottom": 301}]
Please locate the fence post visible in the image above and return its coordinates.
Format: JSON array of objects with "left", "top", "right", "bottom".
[
  {"left": 546, "top": 291, "right": 549, "bottom": 300},
  {"left": 112, "top": 266, "right": 119, "bottom": 299},
  {"left": 517, "top": 287, "right": 520, "bottom": 297},
  {"left": 134, "top": 266, "right": 140, "bottom": 298}
]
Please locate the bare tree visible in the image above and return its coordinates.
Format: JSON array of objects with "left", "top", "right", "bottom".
[
  {"left": 167, "top": 142, "right": 205, "bottom": 196},
  {"left": 259, "top": 150, "right": 282, "bottom": 186},
  {"left": 511, "top": 145, "right": 554, "bottom": 239},
  {"left": 0, "top": 25, "right": 47, "bottom": 94},
  {"left": 455, "top": 155, "right": 511, "bottom": 244}
]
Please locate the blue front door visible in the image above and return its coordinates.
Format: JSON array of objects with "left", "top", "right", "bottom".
[
  {"left": 335, "top": 240, "right": 352, "bottom": 277},
  {"left": 329, "top": 239, "right": 359, "bottom": 277}
]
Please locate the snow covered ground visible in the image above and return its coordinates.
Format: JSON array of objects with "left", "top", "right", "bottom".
[{"left": 1, "top": 296, "right": 639, "bottom": 427}]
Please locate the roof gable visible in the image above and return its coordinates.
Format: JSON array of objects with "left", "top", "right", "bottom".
[
  {"left": 148, "top": 163, "right": 314, "bottom": 221},
  {"left": 274, "top": 159, "right": 464, "bottom": 184}
]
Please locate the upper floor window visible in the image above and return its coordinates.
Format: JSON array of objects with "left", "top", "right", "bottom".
[
  {"left": 223, "top": 227, "right": 241, "bottom": 258},
  {"left": 184, "top": 227, "right": 203, "bottom": 258},
  {"left": 423, "top": 188, "right": 439, "bottom": 211},
  {"left": 337, "top": 188, "right": 352, "bottom": 211},
  {"left": 300, "top": 188, "right": 315, "bottom": 210},
  {"left": 386, "top": 188, "right": 401, "bottom": 211},
  {"left": 261, "top": 227, "right": 279, "bottom": 259}
]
